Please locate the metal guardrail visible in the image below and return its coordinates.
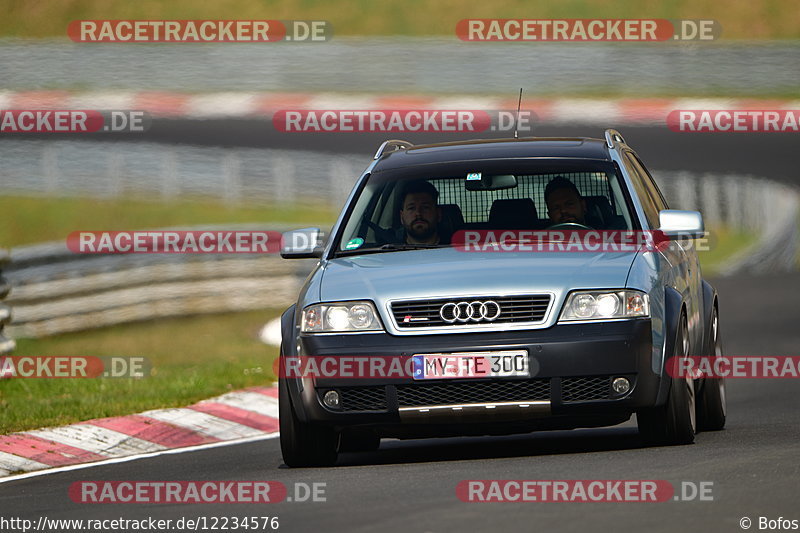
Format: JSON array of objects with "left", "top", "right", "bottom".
[
  {"left": 0, "top": 249, "right": 15, "bottom": 354},
  {"left": 4, "top": 226, "right": 317, "bottom": 339},
  {"left": 0, "top": 142, "right": 358, "bottom": 211},
  {"left": 1, "top": 175, "right": 798, "bottom": 340},
  {"left": 657, "top": 172, "right": 800, "bottom": 275},
  {"left": 1, "top": 140, "right": 796, "bottom": 233},
  {"left": 2, "top": 39, "right": 798, "bottom": 95}
]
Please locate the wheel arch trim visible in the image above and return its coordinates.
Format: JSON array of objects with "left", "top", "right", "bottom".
[{"left": 655, "top": 286, "right": 687, "bottom": 405}]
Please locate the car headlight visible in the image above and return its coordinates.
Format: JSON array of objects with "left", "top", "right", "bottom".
[
  {"left": 301, "top": 301, "right": 383, "bottom": 333},
  {"left": 559, "top": 290, "right": 649, "bottom": 322}
]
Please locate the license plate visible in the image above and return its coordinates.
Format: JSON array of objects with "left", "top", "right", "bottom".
[{"left": 412, "top": 350, "right": 529, "bottom": 380}]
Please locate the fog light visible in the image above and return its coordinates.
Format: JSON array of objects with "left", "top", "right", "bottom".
[
  {"left": 323, "top": 390, "right": 340, "bottom": 408},
  {"left": 612, "top": 377, "right": 630, "bottom": 395}
]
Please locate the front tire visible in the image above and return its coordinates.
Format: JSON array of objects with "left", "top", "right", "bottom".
[
  {"left": 638, "top": 314, "right": 696, "bottom": 446},
  {"left": 279, "top": 376, "right": 338, "bottom": 467},
  {"left": 697, "top": 306, "right": 727, "bottom": 431}
]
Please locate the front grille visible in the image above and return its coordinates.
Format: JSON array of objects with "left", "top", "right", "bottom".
[
  {"left": 391, "top": 295, "right": 552, "bottom": 329},
  {"left": 396, "top": 379, "right": 550, "bottom": 407},
  {"left": 561, "top": 376, "right": 611, "bottom": 402},
  {"left": 334, "top": 386, "right": 387, "bottom": 411}
]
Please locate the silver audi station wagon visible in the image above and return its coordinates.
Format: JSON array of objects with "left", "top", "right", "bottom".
[{"left": 278, "top": 130, "right": 726, "bottom": 467}]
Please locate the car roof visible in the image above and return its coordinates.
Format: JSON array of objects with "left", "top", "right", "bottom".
[{"left": 373, "top": 137, "right": 614, "bottom": 171}]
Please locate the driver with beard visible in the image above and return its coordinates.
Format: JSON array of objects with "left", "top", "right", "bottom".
[
  {"left": 544, "top": 176, "right": 591, "bottom": 228},
  {"left": 399, "top": 180, "right": 446, "bottom": 245}
]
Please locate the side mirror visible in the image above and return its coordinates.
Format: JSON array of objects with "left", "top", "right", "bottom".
[
  {"left": 658, "top": 210, "right": 705, "bottom": 239},
  {"left": 281, "top": 227, "right": 325, "bottom": 259}
]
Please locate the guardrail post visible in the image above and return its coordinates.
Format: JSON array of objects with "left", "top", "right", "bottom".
[
  {"left": 701, "top": 174, "right": 721, "bottom": 226},
  {"left": 675, "top": 171, "right": 695, "bottom": 212},
  {"left": 329, "top": 157, "right": 354, "bottom": 210},
  {"left": 722, "top": 178, "right": 739, "bottom": 231},
  {"left": 43, "top": 144, "right": 58, "bottom": 194},
  {"left": 107, "top": 149, "right": 123, "bottom": 197},
  {"left": 161, "top": 148, "right": 179, "bottom": 200},
  {"left": 0, "top": 249, "right": 15, "bottom": 356},
  {"left": 222, "top": 152, "right": 242, "bottom": 205},
  {"left": 273, "top": 155, "right": 296, "bottom": 205}
]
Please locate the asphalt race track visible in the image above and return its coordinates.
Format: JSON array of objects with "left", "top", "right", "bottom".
[
  {"left": 57, "top": 120, "right": 799, "bottom": 183},
  {"left": 1, "top": 124, "right": 798, "bottom": 532}
]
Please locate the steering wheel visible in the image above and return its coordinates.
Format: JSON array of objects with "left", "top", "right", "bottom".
[
  {"left": 547, "top": 222, "right": 593, "bottom": 230},
  {"left": 366, "top": 220, "right": 398, "bottom": 244}
]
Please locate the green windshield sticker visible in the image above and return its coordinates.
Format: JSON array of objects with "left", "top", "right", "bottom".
[
  {"left": 345, "top": 238, "right": 364, "bottom": 250},
  {"left": 466, "top": 172, "right": 482, "bottom": 181}
]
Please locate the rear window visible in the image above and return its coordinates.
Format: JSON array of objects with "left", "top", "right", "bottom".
[
  {"left": 434, "top": 171, "right": 619, "bottom": 223},
  {"left": 335, "top": 160, "right": 636, "bottom": 254}
]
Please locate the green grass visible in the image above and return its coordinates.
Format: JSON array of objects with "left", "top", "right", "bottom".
[
  {"left": 697, "top": 226, "right": 758, "bottom": 277},
  {"left": 0, "top": 194, "right": 332, "bottom": 433},
  {"left": 0, "top": 310, "right": 281, "bottom": 434},
  {"left": 2, "top": 0, "right": 799, "bottom": 39},
  {"left": 0, "top": 196, "right": 758, "bottom": 263},
  {"left": 0, "top": 195, "right": 337, "bottom": 248},
  {"left": 0, "top": 194, "right": 757, "bottom": 433},
  {"left": 796, "top": 216, "right": 800, "bottom": 268},
  {"left": 0, "top": 225, "right": 752, "bottom": 433}
]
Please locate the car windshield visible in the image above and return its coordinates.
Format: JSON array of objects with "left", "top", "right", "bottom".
[{"left": 335, "top": 160, "right": 636, "bottom": 255}]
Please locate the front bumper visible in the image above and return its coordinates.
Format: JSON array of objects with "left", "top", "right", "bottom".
[{"left": 285, "top": 319, "right": 659, "bottom": 436}]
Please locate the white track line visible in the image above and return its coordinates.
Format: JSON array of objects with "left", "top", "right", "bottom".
[
  {"left": 0, "top": 91, "right": 12, "bottom": 110},
  {"left": 140, "top": 408, "right": 265, "bottom": 440},
  {"left": 25, "top": 424, "right": 166, "bottom": 456},
  {"left": 0, "top": 451, "right": 50, "bottom": 477},
  {"left": 307, "top": 93, "right": 379, "bottom": 109},
  {"left": 207, "top": 390, "right": 280, "bottom": 418},
  {"left": 671, "top": 98, "right": 736, "bottom": 110},
  {"left": 67, "top": 91, "right": 137, "bottom": 110},
  {"left": 549, "top": 99, "right": 622, "bottom": 124},
  {"left": 431, "top": 96, "right": 502, "bottom": 109},
  {"left": 0, "top": 432, "right": 279, "bottom": 485},
  {"left": 186, "top": 92, "right": 259, "bottom": 118}
]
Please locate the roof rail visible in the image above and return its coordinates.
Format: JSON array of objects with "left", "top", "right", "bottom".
[
  {"left": 604, "top": 129, "right": 626, "bottom": 149},
  {"left": 373, "top": 139, "right": 414, "bottom": 160}
]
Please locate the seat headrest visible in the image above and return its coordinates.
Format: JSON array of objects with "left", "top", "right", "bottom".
[
  {"left": 583, "top": 195, "right": 614, "bottom": 227},
  {"left": 489, "top": 198, "right": 538, "bottom": 229},
  {"left": 439, "top": 203, "right": 465, "bottom": 228}
]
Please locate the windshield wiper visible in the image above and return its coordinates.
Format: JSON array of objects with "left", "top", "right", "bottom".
[
  {"left": 379, "top": 243, "right": 442, "bottom": 250},
  {"left": 335, "top": 242, "right": 445, "bottom": 257}
]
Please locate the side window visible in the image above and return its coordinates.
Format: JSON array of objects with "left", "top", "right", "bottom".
[
  {"left": 631, "top": 154, "right": 669, "bottom": 211},
  {"left": 623, "top": 153, "right": 660, "bottom": 229}
]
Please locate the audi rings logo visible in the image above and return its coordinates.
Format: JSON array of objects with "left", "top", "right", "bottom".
[{"left": 440, "top": 301, "right": 502, "bottom": 323}]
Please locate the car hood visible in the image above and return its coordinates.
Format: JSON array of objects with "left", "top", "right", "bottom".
[{"left": 318, "top": 247, "right": 636, "bottom": 304}]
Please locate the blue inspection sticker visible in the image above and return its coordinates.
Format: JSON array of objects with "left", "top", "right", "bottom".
[
  {"left": 412, "top": 355, "right": 424, "bottom": 379},
  {"left": 466, "top": 172, "right": 482, "bottom": 181},
  {"left": 344, "top": 238, "right": 364, "bottom": 250}
]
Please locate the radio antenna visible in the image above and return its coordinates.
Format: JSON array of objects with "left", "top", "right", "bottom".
[{"left": 514, "top": 88, "right": 523, "bottom": 139}]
